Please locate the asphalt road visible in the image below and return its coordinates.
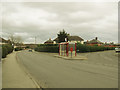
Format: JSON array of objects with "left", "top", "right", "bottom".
[{"left": 17, "top": 50, "right": 118, "bottom": 88}]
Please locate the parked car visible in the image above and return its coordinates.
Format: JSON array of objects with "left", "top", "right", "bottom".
[
  {"left": 115, "top": 47, "right": 120, "bottom": 53},
  {"left": 28, "top": 49, "right": 32, "bottom": 52}
]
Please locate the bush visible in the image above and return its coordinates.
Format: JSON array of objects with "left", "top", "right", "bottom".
[
  {"left": 35, "top": 43, "right": 115, "bottom": 53},
  {"left": 15, "top": 47, "right": 23, "bottom": 51},
  {"left": 0, "top": 46, "right": 2, "bottom": 59},
  {"left": 37, "top": 44, "right": 58, "bottom": 47},
  {"left": 25, "top": 46, "right": 30, "bottom": 49},
  {"left": 2, "top": 46, "right": 8, "bottom": 58},
  {"left": 76, "top": 43, "right": 115, "bottom": 53},
  {"left": 4, "top": 44, "right": 13, "bottom": 54},
  {"left": 2, "top": 44, "right": 13, "bottom": 58},
  {"left": 35, "top": 45, "right": 59, "bottom": 53}
]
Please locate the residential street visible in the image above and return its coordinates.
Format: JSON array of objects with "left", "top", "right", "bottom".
[
  {"left": 17, "top": 50, "right": 118, "bottom": 88},
  {"left": 1, "top": 1, "right": 119, "bottom": 89}
]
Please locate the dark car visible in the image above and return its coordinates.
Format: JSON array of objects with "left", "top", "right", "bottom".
[{"left": 28, "top": 49, "right": 32, "bottom": 52}]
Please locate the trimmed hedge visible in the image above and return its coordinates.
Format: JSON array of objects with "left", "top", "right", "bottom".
[
  {"left": 2, "top": 44, "right": 14, "bottom": 58},
  {"left": 4, "top": 44, "right": 13, "bottom": 54},
  {"left": 37, "top": 44, "right": 58, "bottom": 47},
  {"left": 35, "top": 43, "right": 115, "bottom": 53},
  {"left": 76, "top": 43, "right": 115, "bottom": 53},
  {"left": 2, "top": 46, "right": 8, "bottom": 58},
  {"left": 35, "top": 44, "right": 59, "bottom": 53},
  {"left": 25, "top": 46, "right": 30, "bottom": 49},
  {"left": 0, "top": 47, "right": 2, "bottom": 60},
  {"left": 15, "top": 47, "right": 23, "bottom": 51}
]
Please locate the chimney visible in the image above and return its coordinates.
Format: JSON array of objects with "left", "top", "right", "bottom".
[{"left": 95, "top": 37, "right": 98, "bottom": 40}]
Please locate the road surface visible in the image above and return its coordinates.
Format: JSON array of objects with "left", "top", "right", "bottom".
[{"left": 17, "top": 50, "right": 118, "bottom": 88}]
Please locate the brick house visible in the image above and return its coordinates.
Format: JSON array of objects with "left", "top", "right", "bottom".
[
  {"left": 53, "top": 36, "right": 84, "bottom": 44},
  {"left": 85, "top": 37, "right": 103, "bottom": 46},
  {"left": 44, "top": 38, "right": 54, "bottom": 44},
  {"left": 0, "top": 37, "right": 11, "bottom": 45}
]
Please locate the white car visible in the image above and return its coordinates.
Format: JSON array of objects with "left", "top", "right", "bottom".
[{"left": 115, "top": 47, "right": 120, "bottom": 52}]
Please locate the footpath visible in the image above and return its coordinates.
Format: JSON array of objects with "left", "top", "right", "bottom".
[
  {"left": 0, "top": 62, "right": 2, "bottom": 89},
  {"left": 2, "top": 51, "right": 38, "bottom": 88}
]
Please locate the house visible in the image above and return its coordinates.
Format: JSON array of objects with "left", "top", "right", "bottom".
[
  {"left": 85, "top": 37, "right": 103, "bottom": 46},
  {"left": 53, "top": 36, "right": 84, "bottom": 44},
  {"left": 67, "top": 36, "right": 84, "bottom": 44},
  {"left": 0, "top": 37, "right": 9, "bottom": 45},
  {"left": 44, "top": 38, "right": 54, "bottom": 44},
  {"left": 104, "top": 42, "right": 116, "bottom": 47}
]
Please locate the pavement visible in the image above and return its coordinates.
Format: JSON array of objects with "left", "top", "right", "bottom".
[
  {"left": 2, "top": 51, "right": 39, "bottom": 88},
  {"left": 54, "top": 55, "right": 87, "bottom": 60},
  {"left": 0, "top": 62, "right": 2, "bottom": 90},
  {"left": 17, "top": 50, "right": 118, "bottom": 88}
]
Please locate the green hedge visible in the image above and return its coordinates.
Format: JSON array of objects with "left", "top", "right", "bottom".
[
  {"left": 25, "top": 46, "right": 30, "bottom": 49},
  {"left": 76, "top": 43, "right": 115, "bottom": 53},
  {"left": 37, "top": 44, "right": 58, "bottom": 47},
  {"left": 0, "top": 46, "right": 2, "bottom": 59},
  {"left": 2, "top": 46, "right": 8, "bottom": 58},
  {"left": 35, "top": 44, "right": 59, "bottom": 53},
  {"left": 15, "top": 47, "right": 23, "bottom": 51},
  {"left": 4, "top": 44, "right": 13, "bottom": 54},
  {"left": 2, "top": 44, "right": 14, "bottom": 58},
  {"left": 35, "top": 43, "right": 115, "bottom": 53}
]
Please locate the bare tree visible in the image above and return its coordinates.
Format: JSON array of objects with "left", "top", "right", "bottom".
[
  {"left": 15, "top": 36, "right": 23, "bottom": 44},
  {"left": 9, "top": 34, "right": 16, "bottom": 44},
  {"left": 9, "top": 34, "right": 23, "bottom": 45}
]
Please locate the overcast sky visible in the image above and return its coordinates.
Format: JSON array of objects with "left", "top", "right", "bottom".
[{"left": 1, "top": 2, "right": 118, "bottom": 44}]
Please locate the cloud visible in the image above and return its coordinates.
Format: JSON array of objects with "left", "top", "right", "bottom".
[{"left": 1, "top": 2, "right": 118, "bottom": 43}]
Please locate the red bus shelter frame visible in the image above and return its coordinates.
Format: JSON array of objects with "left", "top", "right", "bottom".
[{"left": 59, "top": 42, "right": 76, "bottom": 57}]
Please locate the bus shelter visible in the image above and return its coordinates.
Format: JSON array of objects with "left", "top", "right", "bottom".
[{"left": 59, "top": 42, "right": 76, "bottom": 57}]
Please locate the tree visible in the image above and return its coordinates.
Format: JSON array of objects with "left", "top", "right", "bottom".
[
  {"left": 15, "top": 36, "right": 23, "bottom": 44},
  {"left": 9, "top": 34, "right": 23, "bottom": 45},
  {"left": 9, "top": 34, "right": 16, "bottom": 44},
  {"left": 57, "top": 29, "right": 69, "bottom": 43}
]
